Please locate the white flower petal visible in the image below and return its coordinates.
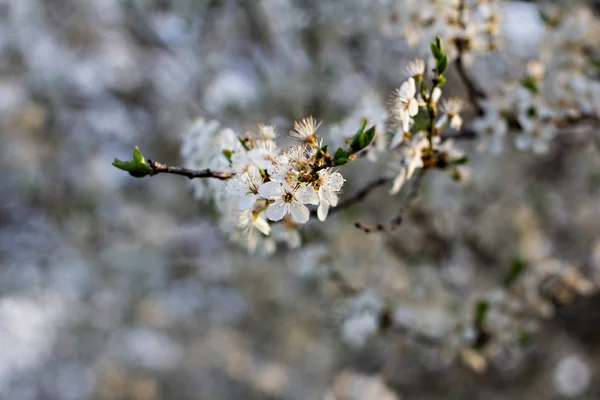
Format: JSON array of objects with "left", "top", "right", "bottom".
[
  {"left": 327, "top": 172, "right": 345, "bottom": 191},
  {"left": 258, "top": 181, "right": 282, "bottom": 199},
  {"left": 328, "top": 192, "right": 339, "bottom": 207},
  {"left": 450, "top": 115, "right": 463, "bottom": 130},
  {"left": 431, "top": 87, "right": 442, "bottom": 103},
  {"left": 317, "top": 201, "right": 330, "bottom": 221},
  {"left": 408, "top": 98, "right": 419, "bottom": 117},
  {"left": 226, "top": 179, "right": 247, "bottom": 196},
  {"left": 290, "top": 201, "right": 310, "bottom": 223},
  {"left": 390, "top": 169, "right": 407, "bottom": 194},
  {"left": 296, "top": 185, "right": 319, "bottom": 205},
  {"left": 266, "top": 200, "right": 288, "bottom": 221},
  {"left": 400, "top": 77, "right": 416, "bottom": 98},
  {"left": 238, "top": 193, "right": 257, "bottom": 210},
  {"left": 253, "top": 216, "right": 271, "bottom": 235}
]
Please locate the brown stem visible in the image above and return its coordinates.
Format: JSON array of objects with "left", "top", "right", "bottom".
[
  {"left": 354, "top": 169, "right": 425, "bottom": 233},
  {"left": 329, "top": 177, "right": 392, "bottom": 215},
  {"left": 147, "top": 159, "right": 233, "bottom": 180},
  {"left": 328, "top": 268, "right": 358, "bottom": 296},
  {"left": 456, "top": 0, "right": 487, "bottom": 116}
]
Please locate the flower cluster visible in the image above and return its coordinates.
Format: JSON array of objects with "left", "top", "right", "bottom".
[
  {"left": 386, "top": 42, "right": 466, "bottom": 194},
  {"left": 473, "top": 6, "right": 600, "bottom": 154},
  {"left": 180, "top": 117, "right": 362, "bottom": 254},
  {"left": 380, "top": 0, "right": 500, "bottom": 61}
]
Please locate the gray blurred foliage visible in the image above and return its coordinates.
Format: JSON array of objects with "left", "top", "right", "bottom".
[{"left": 1, "top": 0, "right": 600, "bottom": 399}]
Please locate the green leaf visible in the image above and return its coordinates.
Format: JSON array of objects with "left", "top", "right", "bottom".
[
  {"left": 132, "top": 146, "right": 145, "bottom": 164},
  {"left": 435, "top": 36, "right": 442, "bottom": 52},
  {"left": 451, "top": 155, "right": 469, "bottom": 165},
  {"left": 350, "top": 124, "right": 376, "bottom": 153},
  {"left": 504, "top": 256, "right": 527, "bottom": 287},
  {"left": 321, "top": 144, "right": 329, "bottom": 154},
  {"left": 222, "top": 149, "right": 234, "bottom": 164},
  {"left": 430, "top": 42, "right": 443, "bottom": 62},
  {"left": 333, "top": 147, "right": 350, "bottom": 165},
  {"left": 436, "top": 54, "right": 449, "bottom": 75},
  {"left": 357, "top": 118, "right": 367, "bottom": 135},
  {"left": 112, "top": 146, "right": 152, "bottom": 178},
  {"left": 430, "top": 36, "right": 444, "bottom": 62},
  {"left": 521, "top": 75, "right": 539, "bottom": 93},
  {"left": 474, "top": 300, "right": 490, "bottom": 328},
  {"left": 238, "top": 136, "right": 249, "bottom": 151},
  {"left": 436, "top": 76, "right": 447, "bottom": 87}
]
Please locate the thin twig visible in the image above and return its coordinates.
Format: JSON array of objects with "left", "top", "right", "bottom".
[
  {"left": 147, "top": 159, "right": 233, "bottom": 180},
  {"left": 329, "top": 177, "right": 392, "bottom": 215},
  {"left": 456, "top": 0, "right": 487, "bottom": 116},
  {"left": 354, "top": 169, "right": 425, "bottom": 233},
  {"left": 328, "top": 268, "right": 358, "bottom": 296}
]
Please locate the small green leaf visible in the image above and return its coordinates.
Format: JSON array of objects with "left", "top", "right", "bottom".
[
  {"left": 112, "top": 146, "right": 152, "bottom": 178},
  {"left": 238, "top": 136, "right": 249, "bottom": 151},
  {"left": 363, "top": 126, "right": 376, "bottom": 147},
  {"left": 350, "top": 124, "right": 376, "bottom": 153},
  {"left": 321, "top": 144, "right": 329, "bottom": 154},
  {"left": 436, "top": 76, "right": 447, "bottom": 87},
  {"left": 333, "top": 148, "right": 350, "bottom": 165},
  {"left": 435, "top": 36, "right": 442, "bottom": 52},
  {"left": 436, "top": 54, "right": 449, "bottom": 75},
  {"left": 222, "top": 149, "right": 234, "bottom": 163},
  {"left": 451, "top": 155, "right": 469, "bottom": 165},
  {"left": 430, "top": 36, "right": 444, "bottom": 62},
  {"left": 474, "top": 300, "right": 490, "bottom": 328},
  {"left": 521, "top": 75, "right": 539, "bottom": 93},
  {"left": 132, "top": 146, "right": 145, "bottom": 164},
  {"left": 356, "top": 118, "right": 367, "bottom": 135},
  {"left": 430, "top": 42, "right": 442, "bottom": 62},
  {"left": 504, "top": 256, "right": 527, "bottom": 287}
]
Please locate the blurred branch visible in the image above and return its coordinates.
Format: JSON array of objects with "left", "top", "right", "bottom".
[
  {"left": 147, "top": 159, "right": 234, "bottom": 180},
  {"left": 354, "top": 170, "right": 425, "bottom": 233},
  {"left": 456, "top": 0, "right": 487, "bottom": 116},
  {"left": 329, "top": 177, "right": 392, "bottom": 215},
  {"left": 328, "top": 268, "right": 359, "bottom": 296}
]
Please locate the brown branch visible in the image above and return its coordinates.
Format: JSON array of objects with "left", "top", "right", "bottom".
[
  {"left": 147, "top": 159, "right": 233, "bottom": 180},
  {"left": 456, "top": 0, "right": 487, "bottom": 116},
  {"left": 328, "top": 268, "right": 359, "bottom": 296},
  {"left": 354, "top": 169, "right": 425, "bottom": 233},
  {"left": 330, "top": 177, "right": 392, "bottom": 215}
]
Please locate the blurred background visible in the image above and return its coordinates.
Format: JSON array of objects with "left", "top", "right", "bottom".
[{"left": 1, "top": 0, "right": 600, "bottom": 399}]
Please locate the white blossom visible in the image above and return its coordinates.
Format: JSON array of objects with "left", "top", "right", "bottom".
[
  {"left": 315, "top": 169, "right": 345, "bottom": 221},
  {"left": 391, "top": 77, "right": 419, "bottom": 133},
  {"left": 436, "top": 98, "right": 464, "bottom": 130},
  {"left": 405, "top": 58, "right": 425, "bottom": 78},
  {"left": 258, "top": 181, "right": 319, "bottom": 223},
  {"left": 288, "top": 116, "right": 321, "bottom": 142},
  {"left": 431, "top": 87, "right": 442, "bottom": 104},
  {"left": 248, "top": 140, "right": 279, "bottom": 170},
  {"left": 226, "top": 169, "right": 264, "bottom": 210},
  {"left": 390, "top": 132, "right": 429, "bottom": 195},
  {"left": 237, "top": 209, "right": 270, "bottom": 235}
]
